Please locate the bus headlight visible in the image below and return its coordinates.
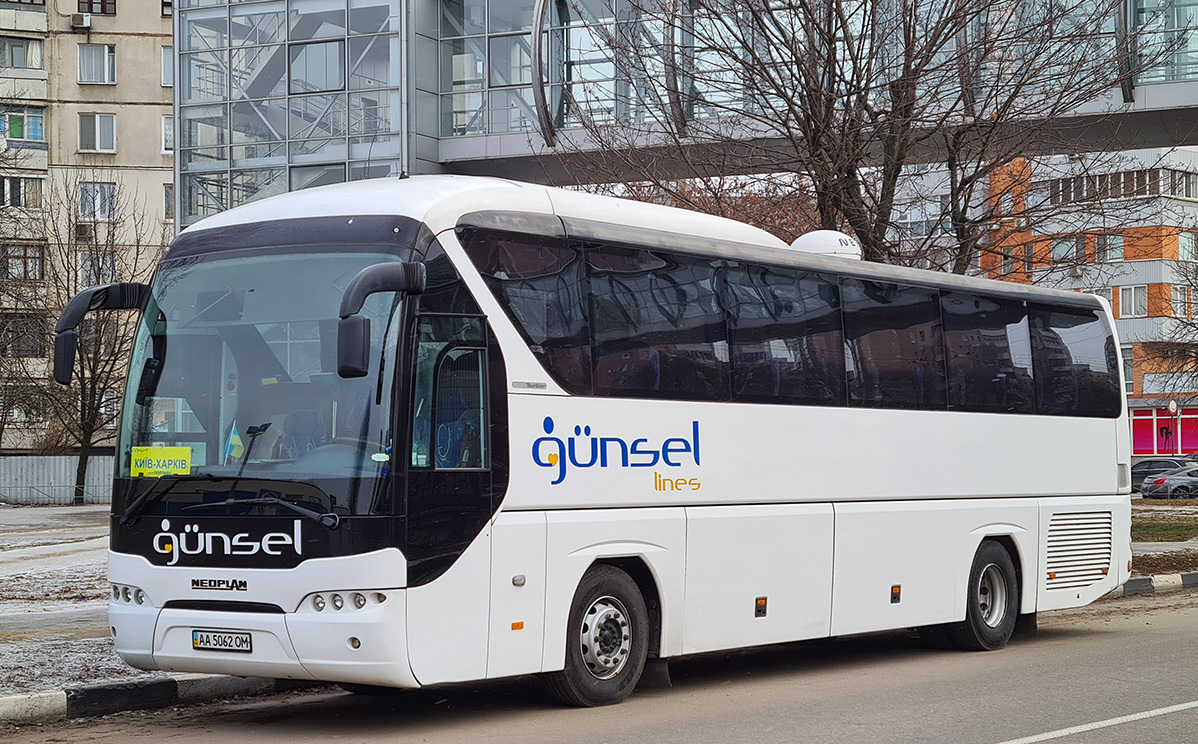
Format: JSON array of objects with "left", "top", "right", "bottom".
[
  {"left": 313, "top": 595, "right": 326, "bottom": 612},
  {"left": 331, "top": 593, "right": 344, "bottom": 611}
]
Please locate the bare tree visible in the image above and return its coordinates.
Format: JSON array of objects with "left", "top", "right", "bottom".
[
  {"left": 537, "top": 0, "right": 1180, "bottom": 271},
  {"left": 4, "top": 168, "right": 165, "bottom": 504}
]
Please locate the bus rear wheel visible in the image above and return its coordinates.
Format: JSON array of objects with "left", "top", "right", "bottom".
[
  {"left": 544, "top": 565, "right": 649, "bottom": 707},
  {"left": 947, "top": 540, "right": 1019, "bottom": 651}
]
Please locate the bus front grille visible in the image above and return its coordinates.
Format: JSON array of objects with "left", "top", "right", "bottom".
[{"left": 1045, "top": 511, "right": 1113, "bottom": 590}]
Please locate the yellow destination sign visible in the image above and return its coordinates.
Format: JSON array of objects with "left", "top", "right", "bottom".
[{"left": 131, "top": 446, "right": 192, "bottom": 477}]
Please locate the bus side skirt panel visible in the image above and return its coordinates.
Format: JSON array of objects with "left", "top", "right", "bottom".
[
  {"left": 830, "top": 500, "right": 1040, "bottom": 637},
  {"left": 542, "top": 508, "right": 687, "bottom": 672}
]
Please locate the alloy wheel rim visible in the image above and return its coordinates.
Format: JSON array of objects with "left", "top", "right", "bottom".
[
  {"left": 978, "top": 564, "right": 1007, "bottom": 628},
  {"left": 579, "top": 595, "right": 631, "bottom": 680}
]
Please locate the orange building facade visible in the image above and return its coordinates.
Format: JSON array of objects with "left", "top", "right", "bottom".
[{"left": 986, "top": 155, "right": 1198, "bottom": 457}]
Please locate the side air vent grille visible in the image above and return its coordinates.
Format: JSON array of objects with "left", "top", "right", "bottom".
[{"left": 1046, "top": 511, "right": 1113, "bottom": 590}]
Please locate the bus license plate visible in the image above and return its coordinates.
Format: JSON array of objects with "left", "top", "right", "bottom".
[{"left": 192, "top": 629, "right": 252, "bottom": 653}]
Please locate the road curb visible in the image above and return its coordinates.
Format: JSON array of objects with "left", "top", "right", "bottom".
[
  {"left": 0, "top": 674, "right": 312, "bottom": 725},
  {"left": 1108, "top": 570, "right": 1198, "bottom": 598}
]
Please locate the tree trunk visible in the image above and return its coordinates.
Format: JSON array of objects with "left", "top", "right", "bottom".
[{"left": 73, "top": 438, "right": 92, "bottom": 506}]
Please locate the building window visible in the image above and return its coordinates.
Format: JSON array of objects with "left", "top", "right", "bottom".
[
  {"left": 1181, "top": 232, "right": 1198, "bottom": 261},
  {"left": 1121, "top": 345, "right": 1133, "bottom": 394},
  {"left": 79, "top": 44, "right": 116, "bottom": 84},
  {"left": 78, "top": 0, "right": 115, "bottom": 14},
  {"left": 1120, "top": 285, "right": 1148, "bottom": 318},
  {"left": 1023, "top": 244, "right": 1034, "bottom": 272},
  {"left": 80, "top": 251, "right": 117, "bottom": 285},
  {"left": 163, "top": 183, "right": 174, "bottom": 220},
  {"left": 2, "top": 177, "right": 42, "bottom": 209},
  {"left": 1052, "top": 236, "right": 1084, "bottom": 263},
  {"left": 79, "top": 113, "right": 116, "bottom": 152},
  {"left": 162, "top": 0, "right": 172, "bottom": 16},
  {"left": 79, "top": 182, "right": 116, "bottom": 221},
  {"left": 2, "top": 245, "right": 42, "bottom": 280},
  {"left": 1000, "top": 247, "right": 1015, "bottom": 275},
  {"left": 0, "top": 314, "right": 46, "bottom": 358},
  {"left": 0, "top": 37, "right": 44, "bottom": 69},
  {"left": 1173, "top": 285, "right": 1190, "bottom": 318},
  {"left": 162, "top": 46, "right": 173, "bottom": 86},
  {"left": 1097, "top": 233, "right": 1124, "bottom": 262},
  {"left": 162, "top": 115, "right": 174, "bottom": 152},
  {"left": 289, "top": 40, "right": 346, "bottom": 94},
  {"left": 1, "top": 107, "right": 44, "bottom": 141}
]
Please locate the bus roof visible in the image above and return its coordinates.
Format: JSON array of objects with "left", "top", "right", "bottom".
[{"left": 175, "top": 174, "right": 1107, "bottom": 312}]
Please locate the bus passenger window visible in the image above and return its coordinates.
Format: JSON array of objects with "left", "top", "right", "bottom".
[
  {"left": 588, "top": 246, "right": 729, "bottom": 401},
  {"left": 724, "top": 265, "right": 845, "bottom": 406},
  {"left": 941, "top": 293, "right": 1034, "bottom": 414},
  {"left": 411, "top": 316, "right": 487, "bottom": 468},
  {"left": 1028, "top": 305, "right": 1121, "bottom": 418},
  {"left": 458, "top": 229, "right": 591, "bottom": 394},
  {"left": 842, "top": 279, "right": 946, "bottom": 410}
]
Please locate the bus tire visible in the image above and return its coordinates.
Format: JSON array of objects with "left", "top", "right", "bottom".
[
  {"left": 543, "top": 564, "right": 649, "bottom": 707},
  {"left": 948, "top": 540, "right": 1019, "bottom": 651}
]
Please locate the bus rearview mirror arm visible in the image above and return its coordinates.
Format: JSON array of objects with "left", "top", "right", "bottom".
[
  {"left": 337, "top": 262, "right": 426, "bottom": 378},
  {"left": 54, "top": 282, "right": 151, "bottom": 386}
]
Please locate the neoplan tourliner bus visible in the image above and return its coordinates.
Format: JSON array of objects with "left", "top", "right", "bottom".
[{"left": 55, "top": 176, "right": 1131, "bottom": 707}]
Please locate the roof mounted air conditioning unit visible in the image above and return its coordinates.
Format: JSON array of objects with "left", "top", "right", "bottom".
[
  {"left": 70, "top": 13, "right": 92, "bottom": 28},
  {"left": 1068, "top": 265, "right": 1085, "bottom": 278}
]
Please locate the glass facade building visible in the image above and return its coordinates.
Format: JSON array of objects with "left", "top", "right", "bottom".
[{"left": 177, "top": 0, "right": 404, "bottom": 224}]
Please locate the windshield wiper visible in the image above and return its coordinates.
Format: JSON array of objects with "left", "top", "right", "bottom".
[
  {"left": 181, "top": 495, "right": 341, "bottom": 530},
  {"left": 120, "top": 472, "right": 218, "bottom": 527}
]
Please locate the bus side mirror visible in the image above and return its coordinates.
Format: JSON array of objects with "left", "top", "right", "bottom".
[
  {"left": 54, "top": 282, "right": 151, "bottom": 386},
  {"left": 338, "top": 316, "right": 370, "bottom": 378},
  {"left": 337, "top": 262, "right": 426, "bottom": 379},
  {"left": 53, "top": 331, "right": 78, "bottom": 386}
]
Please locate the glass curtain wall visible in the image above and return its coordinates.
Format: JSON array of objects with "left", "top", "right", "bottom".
[
  {"left": 178, "top": 0, "right": 403, "bottom": 225},
  {"left": 1136, "top": 0, "right": 1198, "bottom": 82},
  {"left": 440, "top": 0, "right": 676, "bottom": 136}
]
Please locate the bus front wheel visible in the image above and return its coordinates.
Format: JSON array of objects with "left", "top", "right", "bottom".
[
  {"left": 948, "top": 540, "right": 1019, "bottom": 651},
  {"left": 544, "top": 565, "right": 649, "bottom": 707}
]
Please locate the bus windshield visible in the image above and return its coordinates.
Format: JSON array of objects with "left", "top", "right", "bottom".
[{"left": 115, "top": 250, "right": 404, "bottom": 517}]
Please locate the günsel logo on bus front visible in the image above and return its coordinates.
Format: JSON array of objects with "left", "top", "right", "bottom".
[
  {"left": 153, "top": 519, "right": 303, "bottom": 566},
  {"left": 532, "top": 416, "right": 701, "bottom": 490}
]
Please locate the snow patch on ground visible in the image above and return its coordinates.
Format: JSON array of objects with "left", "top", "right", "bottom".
[{"left": 0, "top": 559, "right": 166, "bottom": 695}]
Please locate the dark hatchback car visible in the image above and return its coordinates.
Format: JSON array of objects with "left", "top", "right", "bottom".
[
  {"left": 1141, "top": 467, "right": 1198, "bottom": 498},
  {"left": 1131, "top": 458, "right": 1198, "bottom": 491}
]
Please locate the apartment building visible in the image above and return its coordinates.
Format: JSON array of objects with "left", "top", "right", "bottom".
[
  {"left": 0, "top": 0, "right": 172, "bottom": 451},
  {"left": 985, "top": 150, "right": 1198, "bottom": 457}
]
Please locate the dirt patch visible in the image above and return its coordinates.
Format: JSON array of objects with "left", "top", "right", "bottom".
[{"left": 1132, "top": 549, "right": 1198, "bottom": 576}]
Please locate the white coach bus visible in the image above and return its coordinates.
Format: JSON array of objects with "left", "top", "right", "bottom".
[{"left": 55, "top": 175, "right": 1130, "bottom": 706}]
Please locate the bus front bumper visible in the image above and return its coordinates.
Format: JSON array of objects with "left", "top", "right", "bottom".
[{"left": 112, "top": 590, "right": 419, "bottom": 688}]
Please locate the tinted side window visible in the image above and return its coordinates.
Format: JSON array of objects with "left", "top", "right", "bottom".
[
  {"left": 941, "top": 292, "right": 1034, "bottom": 414},
  {"left": 458, "top": 229, "right": 591, "bottom": 394},
  {"left": 588, "top": 245, "right": 729, "bottom": 400},
  {"left": 842, "top": 279, "right": 946, "bottom": 410},
  {"left": 724, "top": 264, "right": 845, "bottom": 405},
  {"left": 1028, "top": 304, "right": 1121, "bottom": 417},
  {"left": 422, "top": 240, "right": 484, "bottom": 315}
]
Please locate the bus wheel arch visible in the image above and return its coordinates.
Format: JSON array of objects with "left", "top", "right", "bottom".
[
  {"left": 543, "top": 563, "right": 652, "bottom": 706},
  {"left": 593, "top": 557, "right": 663, "bottom": 659}
]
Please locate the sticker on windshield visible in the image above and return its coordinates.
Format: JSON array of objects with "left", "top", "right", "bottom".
[{"left": 131, "top": 446, "right": 192, "bottom": 477}]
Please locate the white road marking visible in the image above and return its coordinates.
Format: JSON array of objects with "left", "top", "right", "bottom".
[{"left": 994, "top": 700, "right": 1198, "bottom": 744}]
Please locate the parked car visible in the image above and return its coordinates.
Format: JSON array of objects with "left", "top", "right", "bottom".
[
  {"left": 1131, "top": 458, "right": 1198, "bottom": 490},
  {"left": 1140, "top": 467, "right": 1198, "bottom": 498}
]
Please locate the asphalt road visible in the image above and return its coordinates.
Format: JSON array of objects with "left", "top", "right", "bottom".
[{"left": 5, "top": 590, "right": 1198, "bottom": 744}]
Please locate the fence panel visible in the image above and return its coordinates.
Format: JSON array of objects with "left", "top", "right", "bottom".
[{"left": 0, "top": 456, "right": 114, "bottom": 505}]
